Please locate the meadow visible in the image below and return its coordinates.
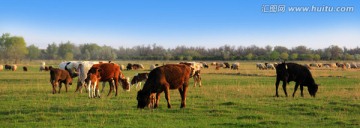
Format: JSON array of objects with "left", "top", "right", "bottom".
[{"left": 0, "top": 61, "right": 359, "bottom": 128}]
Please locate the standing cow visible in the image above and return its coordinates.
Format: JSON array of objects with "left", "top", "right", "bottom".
[
  {"left": 137, "top": 64, "right": 194, "bottom": 109},
  {"left": 50, "top": 68, "right": 73, "bottom": 94},
  {"left": 131, "top": 73, "right": 149, "bottom": 90},
  {"left": 275, "top": 62, "right": 319, "bottom": 97}
]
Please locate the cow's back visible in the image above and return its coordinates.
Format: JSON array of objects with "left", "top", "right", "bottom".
[
  {"left": 90, "top": 63, "right": 120, "bottom": 81},
  {"left": 147, "top": 64, "right": 191, "bottom": 90}
]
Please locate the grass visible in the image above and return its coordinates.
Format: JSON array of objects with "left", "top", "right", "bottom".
[{"left": 0, "top": 61, "right": 359, "bottom": 127}]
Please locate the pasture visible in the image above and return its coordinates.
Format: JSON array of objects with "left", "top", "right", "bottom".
[{"left": 0, "top": 61, "right": 359, "bottom": 127}]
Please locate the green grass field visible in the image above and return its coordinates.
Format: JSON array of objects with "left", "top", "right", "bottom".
[{"left": 0, "top": 61, "right": 359, "bottom": 127}]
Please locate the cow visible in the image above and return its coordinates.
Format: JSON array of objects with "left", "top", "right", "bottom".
[
  {"left": 256, "top": 63, "right": 266, "bottom": 70},
  {"left": 23, "top": 66, "right": 28, "bottom": 72},
  {"left": 11, "top": 65, "right": 17, "bottom": 71},
  {"left": 193, "top": 70, "right": 202, "bottom": 87},
  {"left": 200, "top": 62, "right": 209, "bottom": 68},
  {"left": 126, "top": 63, "right": 133, "bottom": 70},
  {"left": 44, "top": 66, "right": 50, "bottom": 71},
  {"left": 4, "top": 64, "right": 12, "bottom": 70},
  {"left": 40, "top": 62, "right": 46, "bottom": 71},
  {"left": 50, "top": 68, "right": 73, "bottom": 94},
  {"left": 131, "top": 73, "right": 149, "bottom": 90},
  {"left": 87, "top": 63, "right": 130, "bottom": 97},
  {"left": 265, "top": 63, "right": 275, "bottom": 70},
  {"left": 119, "top": 65, "right": 126, "bottom": 70},
  {"left": 275, "top": 62, "right": 319, "bottom": 97},
  {"left": 0, "top": 65, "right": 3, "bottom": 71},
  {"left": 132, "top": 64, "right": 144, "bottom": 70},
  {"left": 224, "top": 62, "right": 230, "bottom": 68},
  {"left": 87, "top": 72, "right": 101, "bottom": 98},
  {"left": 137, "top": 64, "right": 193, "bottom": 109},
  {"left": 231, "top": 63, "right": 239, "bottom": 70}
]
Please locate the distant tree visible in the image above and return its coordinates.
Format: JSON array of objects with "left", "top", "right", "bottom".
[
  {"left": 274, "top": 46, "right": 289, "bottom": 53},
  {"left": 280, "top": 52, "right": 289, "bottom": 60},
  {"left": 58, "top": 41, "right": 75, "bottom": 60},
  {"left": 245, "top": 53, "right": 253, "bottom": 60},
  {"left": 46, "top": 43, "right": 58, "bottom": 59},
  {"left": 27, "top": 44, "right": 40, "bottom": 61},
  {"left": 313, "top": 54, "right": 321, "bottom": 61},
  {"left": 269, "top": 51, "right": 280, "bottom": 60},
  {"left": 1, "top": 34, "right": 28, "bottom": 63},
  {"left": 290, "top": 53, "right": 298, "bottom": 60},
  {"left": 344, "top": 53, "right": 354, "bottom": 60}
]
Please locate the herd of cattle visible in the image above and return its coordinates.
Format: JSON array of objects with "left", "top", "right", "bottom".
[{"left": 1, "top": 61, "right": 359, "bottom": 109}]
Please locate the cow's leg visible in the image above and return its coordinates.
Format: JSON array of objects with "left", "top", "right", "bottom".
[
  {"left": 193, "top": 77, "right": 197, "bottom": 87},
  {"left": 164, "top": 87, "right": 171, "bottom": 108},
  {"left": 107, "top": 81, "right": 113, "bottom": 96},
  {"left": 282, "top": 81, "right": 288, "bottom": 97},
  {"left": 300, "top": 85, "right": 304, "bottom": 97},
  {"left": 65, "top": 83, "right": 68, "bottom": 93},
  {"left": 101, "top": 82, "right": 106, "bottom": 93},
  {"left": 114, "top": 79, "right": 119, "bottom": 96},
  {"left": 88, "top": 81, "right": 92, "bottom": 98},
  {"left": 52, "top": 81, "right": 56, "bottom": 94},
  {"left": 275, "top": 80, "right": 280, "bottom": 97},
  {"left": 154, "top": 93, "right": 161, "bottom": 108},
  {"left": 58, "top": 83, "right": 62, "bottom": 93},
  {"left": 199, "top": 77, "right": 202, "bottom": 87},
  {"left": 292, "top": 82, "right": 300, "bottom": 97},
  {"left": 179, "top": 86, "right": 187, "bottom": 108}
]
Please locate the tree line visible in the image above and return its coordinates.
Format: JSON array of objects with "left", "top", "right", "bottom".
[{"left": 1, "top": 33, "right": 360, "bottom": 63}]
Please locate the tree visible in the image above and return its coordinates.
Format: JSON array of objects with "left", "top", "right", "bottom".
[
  {"left": 245, "top": 53, "right": 253, "bottom": 60},
  {"left": 46, "top": 43, "right": 58, "bottom": 59},
  {"left": 290, "top": 53, "right": 298, "bottom": 60},
  {"left": 280, "top": 52, "right": 289, "bottom": 60},
  {"left": 269, "top": 51, "right": 280, "bottom": 60},
  {"left": 58, "top": 41, "right": 75, "bottom": 60},
  {"left": 27, "top": 44, "right": 40, "bottom": 61},
  {"left": 2, "top": 34, "right": 28, "bottom": 63}
]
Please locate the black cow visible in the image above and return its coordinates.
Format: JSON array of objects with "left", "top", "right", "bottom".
[
  {"left": 224, "top": 62, "right": 230, "bottom": 68},
  {"left": 126, "top": 63, "right": 132, "bottom": 70},
  {"left": 275, "top": 62, "right": 319, "bottom": 97}
]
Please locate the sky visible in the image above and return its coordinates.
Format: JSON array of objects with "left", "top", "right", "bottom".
[{"left": 0, "top": 0, "right": 359, "bottom": 49}]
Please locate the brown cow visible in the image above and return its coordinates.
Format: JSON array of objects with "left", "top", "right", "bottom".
[
  {"left": 50, "top": 68, "right": 73, "bottom": 94},
  {"left": 131, "top": 73, "right": 149, "bottom": 90},
  {"left": 87, "top": 63, "right": 130, "bottom": 97},
  {"left": 137, "top": 64, "right": 193, "bottom": 109}
]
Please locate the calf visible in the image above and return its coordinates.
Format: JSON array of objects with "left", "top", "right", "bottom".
[
  {"left": 193, "top": 70, "right": 202, "bottom": 87},
  {"left": 275, "top": 62, "right": 319, "bottom": 97},
  {"left": 131, "top": 73, "right": 149, "bottom": 90},
  {"left": 50, "top": 68, "right": 73, "bottom": 94},
  {"left": 87, "top": 72, "right": 101, "bottom": 98}
]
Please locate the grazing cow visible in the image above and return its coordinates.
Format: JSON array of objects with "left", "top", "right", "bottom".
[
  {"left": 50, "top": 68, "right": 73, "bottom": 94},
  {"left": 4, "top": 64, "right": 12, "bottom": 70},
  {"left": 87, "top": 63, "right": 130, "bottom": 97},
  {"left": 0, "top": 65, "right": 3, "bottom": 71},
  {"left": 44, "top": 66, "right": 50, "bottom": 71},
  {"left": 231, "top": 63, "right": 239, "bottom": 70},
  {"left": 310, "top": 63, "right": 319, "bottom": 68},
  {"left": 224, "top": 62, "right": 230, "bottom": 68},
  {"left": 137, "top": 64, "right": 193, "bottom": 109},
  {"left": 11, "top": 65, "right": 17, "bottom": 71},
  {"left": 200, "top": 62, "right": 209, "bottom": 68},
  {"left": 131, "top": 73, "right": 149, "bottom": 90},
  {"left": 23, "top": 66, "right": 28, "bottom": 72},
  {"left": 350, "top": 63, "right": 358, "bottom": 69},
  {"left": 275, "top": 62, "right": 319, "bottom": 97},
  {"left": 265, "top": 63, "right": 275, "bottom": 70},
  {"left": 193, "top": 70, "right": 202, "bottom": 87},
  {"left": 119, "top": 65, "right": 125, "bottom": 70},
  {"left": 126, "top": 63, "right": 132, "bottom": 70},
  {"left": 256, "top": 63, "right": 266, "bottom": 70},
  {"left": 87, "top": 72, "right": 101, "bottom": 98},
  {"left": 132, "top": 64, "right": 144, "bottom": 70}
]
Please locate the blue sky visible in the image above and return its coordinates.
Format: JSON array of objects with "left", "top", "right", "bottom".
[{"left": 0, "top": 0, "right": 359, "bottom": 49}]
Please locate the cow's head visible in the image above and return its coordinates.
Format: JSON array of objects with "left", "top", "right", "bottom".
[
  {"left": 137, "top": 90, "right": 151, "bottom": 108},
  {"left": 308, "top": 83, "right": 319, "bottom": 97},
  {"left": 130, "top": 74, "right": 139, "bottom": 85},
  {"left": 119, "top": 76, "right": 130, "bottom": 91}
]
